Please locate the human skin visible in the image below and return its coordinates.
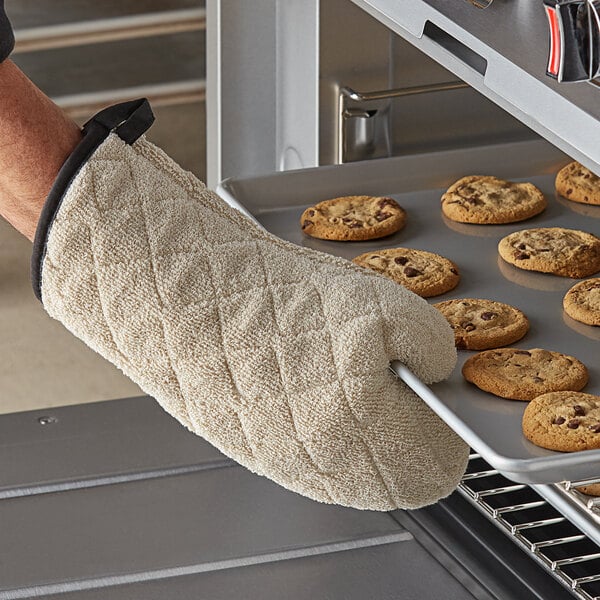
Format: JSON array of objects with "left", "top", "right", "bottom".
[{"left": 0, "top": 60, "right": 81, "bottom": 241}]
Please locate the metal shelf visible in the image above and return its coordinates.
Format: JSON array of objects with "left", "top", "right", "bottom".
[
  {"left": 350, "top": 0, "right": 600, "bottom": 176},
  {"left": 460, "top": 454, "right": 600, "bottom": 600}
]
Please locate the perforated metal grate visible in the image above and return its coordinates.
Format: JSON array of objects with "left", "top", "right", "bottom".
[{"left": 459, "top": 453, "right": 600, "bottom": 599}]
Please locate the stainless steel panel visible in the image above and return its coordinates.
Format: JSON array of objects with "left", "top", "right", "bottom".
[
  {"left": 349, "top": 0, "right": 600, "bottom": 176},
  {"left": 208, "top": 0, "right": 276, "bottom": 187},
  {"left": 207, "top": 0, "right": 319, "bottom": 187},
  {"left": 217, "top": 139, "right": 600, "bottom": 485},
  {"left": 0, "top": 466, "right": 405, "bottom": 596},
  {"left": 38, "top": 540, "right": 474, "bottom": 600},
  {"left": 319, "top": 0, "right": 393, "bottom": 166},
  {"left": 0, "top": 397, "right": 229, "bottom": 498},
  {"left": 319, "top": 0, "right": 531, "bottom": 165}
]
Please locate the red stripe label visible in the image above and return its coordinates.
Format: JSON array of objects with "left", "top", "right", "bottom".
[{"left": 545, "top": 6, "right": 561, "bottom": 77}]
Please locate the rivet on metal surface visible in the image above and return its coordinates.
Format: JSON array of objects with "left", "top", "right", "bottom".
[{"left": 37, "top": 416, "right": 58, "bottom": 425}]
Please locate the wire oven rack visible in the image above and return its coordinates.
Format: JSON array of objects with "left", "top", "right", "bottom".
[{"left": 460, "top": 454, "right": 600, "bottom": 599}]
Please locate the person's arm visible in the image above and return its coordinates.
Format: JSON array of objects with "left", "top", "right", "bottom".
[{"left": 0, "top": 60, "right": 82, "bottom": 241}]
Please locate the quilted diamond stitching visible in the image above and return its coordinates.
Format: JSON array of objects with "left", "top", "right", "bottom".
[
  {"left": 255, "top": 242, "right": 335, "bottom": 501},
  {"left": 309, "top": 279, "right": 396, "bottom": 506},
  {"left": 116, "top": 137, "right": 394, "bottom": 502}
]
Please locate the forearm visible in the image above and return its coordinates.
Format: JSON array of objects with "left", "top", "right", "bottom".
[{"left": 0, "top": 60, "right": 81, "bottom": 241}]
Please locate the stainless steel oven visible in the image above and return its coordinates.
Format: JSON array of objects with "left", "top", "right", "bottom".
[{"left": 2, "top": 2, "right": 600, "bottom": 599}]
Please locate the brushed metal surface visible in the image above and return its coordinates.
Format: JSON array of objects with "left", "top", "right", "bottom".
[
  {"left": 320, "top": 0, "right": 531, "bottom": 166},
  {"left": 36, "top": 539, "right": 474, "bottom": 600},
  {"left": 350, "top": 0, "right": 600, "bottom": 176},
  {"left": 0, "top": 397, "right": 229, "bottom": 498},
  {"left": 0, "top": 466, "right": 404, "bottom": 595}
]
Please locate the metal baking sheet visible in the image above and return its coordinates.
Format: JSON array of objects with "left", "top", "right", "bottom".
[{"left": 217, "top": 139, "right": 600, "bottom": 485}]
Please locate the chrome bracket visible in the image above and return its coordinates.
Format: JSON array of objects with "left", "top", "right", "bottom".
[{"left": 336, "top": 81, "right": 468, "bottom": 164}]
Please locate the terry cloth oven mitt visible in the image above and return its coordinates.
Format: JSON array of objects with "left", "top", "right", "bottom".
[
  {"left": 0, "top": 0, "right": 15, "bottom": 63},
  {"left": 32, "top": 99, "right": 469, "bottom": 511}
]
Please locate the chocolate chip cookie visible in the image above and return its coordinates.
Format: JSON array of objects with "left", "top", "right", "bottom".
[
  {"left": 462, "top": 348, "right": 589, "bottom": 401},
  {"left": 441, "top": 175, "right": 546, "bottom": 224},
  {"left": 563, "top": 278, "right": 600, "bottom": 326},
  {"left": 522, "top": 391, "right": 600, "bottom": 451},
  {"left": 556, "top": 161, "right": 600, "bottom": 206},
  {"left": 433, "top": 298, "right": 529, "bottom": 350},
  {"left": 498, "top": 227, "right": 600, "bottom": 278},
  {"left": 352, "top": 248, "right": 460, "bottom": 298},
  {"left": 576, "top": 483, "right": 600, "bottom": 496},
  {"left": 300, "top": 196, "right": 406, "bottom": 241}
]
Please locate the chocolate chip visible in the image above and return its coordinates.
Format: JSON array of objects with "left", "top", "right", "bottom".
[
  {"left": 461, "top": 322, "right": 476, "bottom": 332},
  {"left": 517, "top": 243, "right": 527, "bottom": 250},
  {"left": 480, "top": 312, "right": 496, "bottom": 321},
  {"left": 589, "top": 424, "right": 600, "bottom": 433},
  {"left": 584, "top": 173, "right": 591, "bottom": 180},
  {"left": 532, "top": 376, "right": 544, "bottom": 383},
  {"left": 404, "top": 267, "right": 421, "bottom": 277},
  {"left": 394, "top": 257, "right": 409, "bottom": 265},
  {"left": 370, "top": 255, "right": 381, "bottom": 260},
  {"left": 516, "top": 252, "right": 530, "bottom": 260},
  {"left": 349, "top": 222, "right": 362, "bottom": 228},
  {"left": 552, "top": 416, "right": 566, "bottom": 425},
  {"left": 566, "top": 188, "right": 573, "bottom": 195},
  {"left": 379, "top": 198, "right": 396, "bottom": 209},
  {"left": 302, "top": 220, "right": 313, "bottom": 229},
  {"left": 585, "top": 195, "right": 589, "bottom": 202},
  {"left": 375, "top": 211, "right": 391, "bottom": 222},
  {"left": 567, "top": 419, "right": 581, "bottom": 429},
  {"left": 450, "top": 268, "right": 458, "bottom": 275},
  {"left": 307, "top": 210, "right": 315, "bottom": 217},
  {"left": 573, "top": 405, "right": 586, "bottom": 416},
  {"left": 515, "top": 350, "right": 531, "bottom": 356}
]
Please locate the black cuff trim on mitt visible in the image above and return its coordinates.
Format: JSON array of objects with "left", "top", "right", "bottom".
[
  {"left": 0, "top": 0, "right": 15, "bottom": 63},
  {"left": 31, "top": 98, "right": 155, "bottom": 302}
]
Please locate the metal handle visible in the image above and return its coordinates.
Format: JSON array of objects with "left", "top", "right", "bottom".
[
  {"left": 337, "top": 81, "right": 469, "bottom": 164},
  {"left": 340, "top": 81, "right": 468, "bottom": 103}
]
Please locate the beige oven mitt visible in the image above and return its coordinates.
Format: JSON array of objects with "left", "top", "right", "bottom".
[{"left": 32, "top": 99, "right": 468, "bottom": 511}]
